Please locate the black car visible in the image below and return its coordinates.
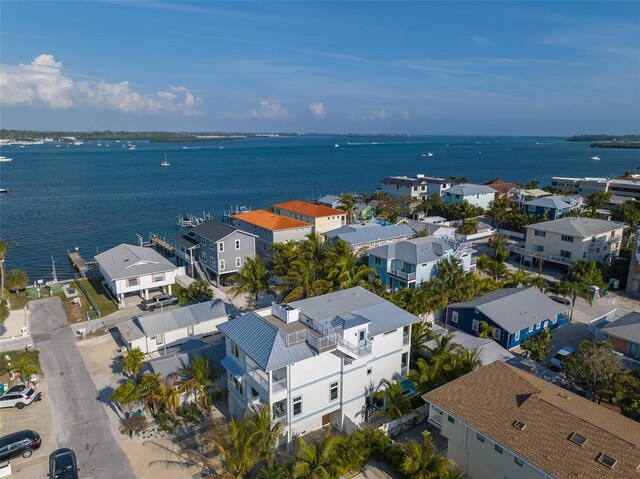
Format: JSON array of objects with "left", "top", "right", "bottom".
[
  {"left": 49, "top": 448, "right": 78, "bottom": 479},
  {"left": 140, "top": 294, "right": 179, "bottom": 311},
  {"left": 548, "top": 295, "right": 571, "bottom": 306},
  {"left": 0, "top": 430, "right": 42, "bottom": 461}
]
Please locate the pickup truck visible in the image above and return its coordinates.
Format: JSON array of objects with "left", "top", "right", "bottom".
[{"left": 140, "top": 294, "right": 179, "bottom": 311}]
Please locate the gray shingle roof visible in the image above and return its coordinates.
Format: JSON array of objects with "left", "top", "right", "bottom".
[
  {"left": 146, "top": 339, "right": 226, "bottom": 379},
  {"left": 368, "top": 237, "right": 454, "bottom": 264},
  {"left": 448, "top": 288, "right": 565, "bottom": 333},
  {"left": 137, "top": 300, "right": 228, "bottom": 337},
  {"left": 601, "top": 311, "right": 640, "bottom": 344},
  {"left": 525, "top": 217, "right": 626, "bottom": 238},
  {"left": 524, "top": 195, "right": 572, "bottom": 209},
  {"left": 116, "top": 318, "right": 145, "bottom": 343},
  {"left": 217, "top": 312, "right": 314, "bottom": 371},
  {"left": 317, "top": 195, "right": 341, "bottom": 207},
  {"left": 95, "top": 244, "right": 177, "bottom": 280},
  {"left": 426, "top": 326, "right": 515, "bottom": 365},
  {"left": 325, "top": 223, "right": 415, "bottom": 246},
  {"left": 173, "top": 235, "right": 198, "bottom": 250},
  {"left": 188, "top": 220, "right": 242, "bottom": 242},
  {"left": 443, "top": 184, "right": 497, "bottom": 196}
]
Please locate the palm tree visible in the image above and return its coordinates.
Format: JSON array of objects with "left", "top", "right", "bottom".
[
  {"left": 299, "top": 232, "right": 326, "bottom": 265},
  {"left": 12, "top": 357, "right": 39, "bottom": 386},
  {"left": 257, "top": 461, "right": 294, "bottom": 479},
  {"left": 558, "top": 279, "right": 592, "bottom": 319},
  {"left": 410, "top": 320, "right": 434, "bottom": 359},
  {"left": 328, "top": 252, "right": 377, "bottom": 291},
  {"left": 123, "top": 347, "right": 145, "bottom": 382},
  {"left": 247, "top": 403, "right": 284, "bottom": 463},
  {"left": 503, "top": 268, "right": 531, "bottom": 288},
  {"left": 227, "top": 256, "right": 271, "bottom": 309},
  {"left": 111, "top": 380, "right": 141, "bottom": 415},
  {"left": 270, "top": 241, "right": 299, "bottom": 278},
  {"left": 181, "top": 355, "right": 218, "bottom": 411},
  {"left": 399, "top": 434, "right": 453, "bottom": 479},
  {"left": 142, "top": 373, "right": 181, "bottom": 420},
  {"left": 409, "top": 357, "right": 442, "bottom": 393},
  {"left": 292, "top": 436, "right": 342, "bottom": 479},
  {"left": 375, "top": 379, "right": 413, "bottom": 420},
  {"left": 339, "top": 193, "right": 357, "bottom": 223},
  {"left": 280, "top": 259, "right": 333, "bottom": 302},
  {"left": 426, "top": 332, "right": 457, "bottom": 359}
]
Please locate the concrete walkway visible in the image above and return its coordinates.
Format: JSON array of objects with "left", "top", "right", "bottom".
[{"left": 30, "top": 297, "right": 135, "bottom": 479}]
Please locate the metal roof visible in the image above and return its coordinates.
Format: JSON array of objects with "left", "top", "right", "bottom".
[
  {"left": 116, "top": 318, "right": 145, "bottom": 344},
  {"left": 95, "top": 244, "right": 178, "bottom": 280},
  {"left": 448, "top": 288, "right": 565, "bottom": 334},
  {"left": 443, "top": 184, "right": 497, "bottom": 196},
  {"left": 601, "top": 311, "right": 640, "bottom": 344},
  {"left": 221, "top": 356, "right": 245, "bottom": 377},
  {"left": 525, "top": 217, "right": 626, "bottom": 237},
  {"left": 524, "top": 195, "right": 573, "bottom": 209},
  {"left": 317, "top": 195, "right": 341, "bottom": 207},
  {"left": 427, "top": 326, "right": 515, "bottom": 365},
  {"left": 137, "top": 300, "right": 228, "bottom": 337},
  {"left": 368, "top": 236, "right": 454, "bottom": 264},
  {"left": 325, "top": 223, "right": 415, "bottom": 246},
  {"left": 146, "top": 339, "right": 225, "bottom": 379}
]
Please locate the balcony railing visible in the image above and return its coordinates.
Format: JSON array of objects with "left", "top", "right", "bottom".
[
  {"left": 403, "top": 333, "right": 410, "bottom": 346},
  {"left": 509, "top": 246, "right": 574, "bottom": 265},
  {"left": 388, "top": 269, "right": 417, "bottom": 281},
  {"left": 271, "top": 377, "right": 287, "bottom": 393},
  {"left": 608, "top": 236, "right": 621, "bottom": 244},
  {"left": 279, "top": 319, "right": 373, "bottom": 358},
  {"left": 247, "top": 369, "right": 269, "bottom": 391}
]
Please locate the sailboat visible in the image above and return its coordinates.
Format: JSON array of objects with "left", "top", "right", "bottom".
[{"left": 160, "top": 154, "right": 170, "bottom": 167}]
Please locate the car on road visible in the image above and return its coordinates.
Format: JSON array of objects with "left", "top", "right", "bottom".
[
  {"left": 0, "top": 387, "right": 41, "bottom": 409},
  {"left": 0, "top": 430, "right": 42, "bottom": 461},
  {"left": 49, "top": 448, "right": 79, "bottom": 479},
  {"left": 140, "top": 294, "right": 179, "bottom": 311},
  {"left": 550, "top": 346, "right": 575, "bottom": 371},
  {"left": 548, "top": 295, "right": 571, "bottom": 306}
]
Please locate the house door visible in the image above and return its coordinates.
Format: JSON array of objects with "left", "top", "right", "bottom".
[
  {"left": 629, "top": 342, "right": 639, "bottom": 358},
  {"left": 322, "top": 413, "right": 331, "bottom": 426}
]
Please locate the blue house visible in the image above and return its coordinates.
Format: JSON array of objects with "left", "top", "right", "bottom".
[
  {"left": 523, "top": 195, "right": 581, "bottom": 220},
  {"left": 445, "top": 288, "right": 570, "bottom": 350}
]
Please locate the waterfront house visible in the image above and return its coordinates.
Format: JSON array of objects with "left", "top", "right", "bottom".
[
  {"left": 217, "top": 287, "right": 419, "bottom": 445},
  {"left": 273, "top": 200, "right": 346, "bottom": 234},
  {"left": 116, "top": 299, "right": 228, "bottom": 354},
  {"left": 424, "top": 361, "right": 640, "bottom": 479},
  {"left": 354, "top": 202, "right": 376, "bottom": 220},
  {"left": 442, "top": 184, "right": 497, "bottom": 209},
  {"left": 317, "top": 195, "right": 342, "bottom": 209},
  {"left": 231, "top": 210, "right": 313, "bottom": 256},
  {"left": 485, "top": 179, "right": 520, "bottom": 200},
  {"left": 516, "top": 217, "right": 626, "bottom": 267},
  {"left": 507, "top": 187, "right": 552, "bottom": 205},
  {"left": 596, "top": 311, "right": 640, "bottom": 360},
  {"left": 324, "top": 223, "right": 415, "bottom": 253},
  {"left": 95, "top": 243, "right": 182, "bottom": 309},
  {"left": 522, "top": 195, "right": 582, "bottom": 219},
  {"left": 380, "top": 174, "right": 452, "bottom": 199},
  {"left": 173, "top": 220, "right": 256, "bottom": 284},
  {"left": 551, "top": 176, "right": 640, "bottom": 202},
  {"left": 445, "top": 288, "right": 569, "bottom": 350},
  {"left": 368, "top": 237, "right": 473, "bottom": 290}
]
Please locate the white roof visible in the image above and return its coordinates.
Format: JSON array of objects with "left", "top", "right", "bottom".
[{"left": 95, "top": 244, "right": 177, "bottom": 280}]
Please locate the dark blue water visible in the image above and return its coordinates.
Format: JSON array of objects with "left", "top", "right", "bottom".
[{"left": 1, "top": 135, "right": 638, "bottom": 280}]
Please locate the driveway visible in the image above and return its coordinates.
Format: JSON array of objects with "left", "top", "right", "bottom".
[{"left": 29, "top": 297, "right": 134, "bottom": 479}]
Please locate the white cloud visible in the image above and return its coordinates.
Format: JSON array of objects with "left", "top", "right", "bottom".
[
  {"left": 348, "top": 108, "right": 387, "bottom": 121},
  {"left": 309, "top": 102, "right": 326, "bottom": 118},
  {"left": 0, "top": 54, "right": 201, "bottom": 115},
  {"left": 248, "top": 100, "right": 289, "bottom": 119}
]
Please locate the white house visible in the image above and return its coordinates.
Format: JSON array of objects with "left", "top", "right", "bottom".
[
  {"left": 95, "top": 243, "right": 182, "bottom": 309},
  {"left": 217, "top": 287, "right": 420, "bottom": 445},
  {"left": 116, "top": 299, "right": 228, "bottom": 354},
  {"left": 442, "top": 184, "right": 497, "bottom": 209},
  {"left": 380, "top": 174, "right": 452, "bottom": 199}
]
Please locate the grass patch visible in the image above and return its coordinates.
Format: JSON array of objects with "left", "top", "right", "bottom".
[
  {"left": 78, "top": 277, "right": 118, "bottom": 316},
  {"left": 173, "top": 282, "right": 190, "bottom": 304},
  {"left": 7, "top": 292, "right": 30, "bottom": 310},
  {"left": 4, "top": 349, "right": 41, "bottom": 369}
]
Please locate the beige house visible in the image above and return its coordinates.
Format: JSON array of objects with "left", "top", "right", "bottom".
[
  {"left": 273, "top": 200, "right": 346, "bottom": 234},
  {"left": 231, "top": 209, "right": 312, "bottom": 256},
  {"left": 515, "top": 217, "right": 626, "bottom": 267},
  {"left": 424, "top": 361, "right": 640, "bottom": 479}
]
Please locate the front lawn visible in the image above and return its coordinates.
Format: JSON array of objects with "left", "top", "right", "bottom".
[
  {"left": 78, "top": 277, "right": 118, "bottom": 316},
  {"left": 0, "top": 349, "right": 41, "bottom": 387},
  {"left": 6, "top": 292, "right": 30, "bottom": 310}
]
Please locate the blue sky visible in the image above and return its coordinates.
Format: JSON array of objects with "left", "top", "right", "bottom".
[{"left": 1, "top": 1, "right": 639, "bottom": 135}]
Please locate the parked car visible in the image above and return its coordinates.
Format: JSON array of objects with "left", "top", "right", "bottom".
[
  {"left": 550, "top": 346, "right": 575, "bottom": 371},
  {"left": 1, "top": 383, "right": 28, "bottom": 396},
  {"left": 548, "top": 295, "right": 571, "bottom": 306},
  {"left": 0, "top": 430, "right": 42, "bottom": 461},
  {"left": 0, "top": 387, "right": 41, "bottom": 409},
  {"left": 49, "top": 448, "right": 78, "bottom": 479},
  {"left": 140, "top": 294, "right": 178, "bottom": 311}
]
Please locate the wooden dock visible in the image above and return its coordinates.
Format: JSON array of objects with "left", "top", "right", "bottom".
[
  {"left": 149, "top": 233, "right": 175, "bottom": 255},
  {"left": 68, "top": 250, "right": 97, "bottom": 277}
]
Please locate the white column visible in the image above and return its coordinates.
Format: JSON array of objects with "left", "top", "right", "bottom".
[
  {"left": 144, "top": 289, "right": 149, "bottom": 300},
  {"left": 167, "top": 284, "right": 172, "bottom": 294}
]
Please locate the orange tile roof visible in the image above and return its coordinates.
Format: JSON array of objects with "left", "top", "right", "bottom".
[
  {"left": 424, "top": 361, "right": 640, "bottom": 479},
  {"left": 233, "top": 210, "right": 312, "bottom": 231},
  {"left": 273, "top": 200, "right": 346, "bottom": 218}
]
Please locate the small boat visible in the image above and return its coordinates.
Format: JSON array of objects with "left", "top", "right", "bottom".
[
  {"left": 0, "top": 188, "right": 8, "bottom": 193},
  {"left": 160, "top": 154, "right": 170, "bottom": 167},
  {"left": 334, "top": 144, "right": 340, "bottom": 148},
  {"left": 0, "top": 156, "right": 12, "bottom": 162},
  {"left": 421, "top": 152, "right": 434, "bottom": 157},
  {"left": 590, "top": 156, "right": 601, "bottom": 161},
  {"left": 129, "top": 145, "right": 137, "bottom": 150}
]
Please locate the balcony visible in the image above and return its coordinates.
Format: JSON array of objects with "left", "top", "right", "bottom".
[
  {"left": 509, "top": 246, "right": 574, "bottom": 265},
  {"left": 608, "top": 236, "right": 621, "bottom": 244},
  {"left": 388, "top": 269, "right": 416, "bottom": 281},
  {"left": 271, "top": 377, "right": 287, "bottom": 393},
  {"left": 403, "top": 332, "right": 410, "bottom": 346},
  {"left": 247, "top": 368, "right": 269, "bottom": 391},
  {"left": 279, "top": 319, "right": 373, "bottom": 359}
]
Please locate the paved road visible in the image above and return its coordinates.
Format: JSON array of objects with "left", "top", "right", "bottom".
[
  {"left": 30, "top": 297, "right": 134, "bottom": 479},
  {"left": 0, "top": 335, "right": 32, "bottom": 352}
]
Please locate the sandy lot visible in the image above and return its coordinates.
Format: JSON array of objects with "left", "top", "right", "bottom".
[
  {"left": 1, "top": 381, "right": 57, "bottom": 478},
  {"left": 76, "top": 334, "right": 203, "bottom": 479}
]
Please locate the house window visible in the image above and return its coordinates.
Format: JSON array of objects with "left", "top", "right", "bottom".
[
  {"left": 219, "top": 242, "right": 224, "bottom": 252},
  {"left": 569, "top": 432, "right": 587, "bottom": 447},
  {"left": 401, "top": 352, "right": 408, "bottom": 370},
  {"left": 536, "top": 322, "right": 541, "bottom": 329},
  {"left": 127, "top": 277, "right": 138, "bottom": 287},
  {"left": 231, "top": 342, "right": 239, "bottom": 358},
  {"left": 472, "top": 319, "right": 479, "bottom": 332},
  {"left": 202, "top": 252, "right": 207, "bottom": 262},
  {"left": 210, "top": 257, "right": 216, "bottom": 268},
  {"left": 235, "top": 257, "right": 241, "bottom": 268},
  {"left": 367, "top": 367, "right": 372, "bottom": 376},
  {"left": 560, "top": 250, "right": 572, "bottom": 259},
  {"left": 187, "top": 326, "right": 194, "bottom": 336},
  {"left": 153, "top": 273, "right": 164, "bottom": 283},
  {"left": 293, "top": 396, "right": 302, "bottom": 416},
  {"left": 220, "top": 260, "right": 225, "bottom": 271},
  {"left": 251, "top": 387, "right": 259, "bottom": 398},
  {"left": 451, "top": 311, "right": 459, "bottom": 323},
  {"left": 235, "top": 239, "right": 241, "bottom": 250},
  {"left": 447, "top": 415, "right": 455, "bottom": 424},
  {"left": 561, "top": 235, "right": 574, "bottom": 242},
  {"left": 230, "top": 374, "right": 243, "bottom": 395},
  {"left": 515, "top": 331, "right": 520, "bottom": 341},
  {"left": 273, "top": 399, "right": 286, "bottom": 418},
  {"left": 514, "top": 457, "right": 524, "bottom": 467},
  {"left": 476, "top": 433, "right": 485, "bottom": 443},
  {"left": 374, "top": 257, "right": 382, "bottom": 266},
  {"left": 330, "top": 381, "right": 339, "bottom": 401},
  {"left": 528, "top": 205, "right": 536, "bottom": 212},
  {"left": 155, "top": 334, "right": 164, "bottom": 345},
  {"left": 534, "top": 230, "right": 546, "bottom": 237},
  {"left": 596, "top": 453, "right": 617, "bottom": 469},
  {"left": 493, "top": 328, "right": 501, "bottom": 341},
  {"left": 528, "top": 325, "right": 534, "bottom": 333},
  {"left": 495, "top": 445, "right": 503, "bottom": 454}
]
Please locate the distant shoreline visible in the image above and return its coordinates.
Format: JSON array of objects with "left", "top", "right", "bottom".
[{"left": 590, "top": 142, "right": 640, "bottom": 149}]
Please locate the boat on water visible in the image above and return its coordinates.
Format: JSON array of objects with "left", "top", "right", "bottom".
[
  {"left": 421, "top": 152, "right": 434, "bottom": 157},
  {"left": 590, "top": 156, "right": 601, "bottom": 161},
  {"left": 0, "top": 188, "right": 8, "bottom": 193},
  {"left": 160, "top": 154, "right": 170, "bottom": 167},
  {"left": 0, "top": 156, "right": 12, "bottom": 162},
  {"left": 334, "top": 144, "right": 340, "bottom": 148},
  {"left": 72, "top": 141, "right": 83, "bottom": 146},
  {"left": 129, "top": 145, "right": 137, "bottom": 150}
]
